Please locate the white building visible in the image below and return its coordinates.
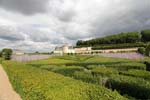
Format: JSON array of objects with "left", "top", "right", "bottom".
[
  {"left": 75, "top": 47, "right": 92, "bottom": 54},
  {"left": 53, "top": 45, "right": 75, "bottom": 55},
  {"left": 53, "top": 45, "right": 138, "bottom": 55},
  {"left": 13, "top": 49, "right": 25, "bottom": 55}
]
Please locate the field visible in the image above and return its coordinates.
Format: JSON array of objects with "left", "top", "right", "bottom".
[{"left": 2, "top": 55, "right": 150, "bottom": 100}]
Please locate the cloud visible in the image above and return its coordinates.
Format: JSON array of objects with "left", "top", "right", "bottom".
[
  {"left": 0, "top": 25, "right": 25, "bottom": 41},
  {"left": 49, "top": 0, "right": 77, "bottom": 22},
  {"left": 0, "top": 0, "right": 150, "bottom": 52},
  {"left": 0, "top": 0, "right": 50, "bottom": 15}
]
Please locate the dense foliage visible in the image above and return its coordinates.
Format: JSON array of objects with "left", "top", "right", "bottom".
[
  {"left": 141, "top": 29, "right": 150, "bottom": 42},
  {"left": 2, "top": 61, "right": 127, "bottom": 100},
  {"left": 91, "top": 42, "right": 147, "bottom": 50},
  {"left": 26, "top": 55, "right": 150, "bottom": 99},
  {"left": 138, "top": 47, "right": 145, "bottom": 55},
  {"left": 109, "top": 75, "right": 150, "bottom": 99},
  {"left": 145, "top": 45, "right": 150, "bottom": 56},
  {"left": 1, "top": 48, "right": 13, "bottom": 60},
  {"left": 77, "top": 32, "right": 140, "bottom": 46},
  {"left": 120, "top": 69, "right": 150, "bottom": 80},
  {"left": 76, "top": 30, "right": 150, "bottom": 48}
]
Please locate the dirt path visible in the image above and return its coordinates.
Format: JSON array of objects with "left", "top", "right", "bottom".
[{"left": 0, "top": 64, "right": 22, "bottom": 100}]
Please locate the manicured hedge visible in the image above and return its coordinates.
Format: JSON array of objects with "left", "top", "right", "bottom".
[
  {"left": 2, "top": 61, "right": 127, "bottom": 100},
  {"left": 109, "top": 75, "right": 150, "bottom": 100},
  {"left": 82, "top": 62, "right": 146, "bottom": 71},
  {"left": 120, "top": 69, "right": 150, "bottom": 80},
  {"left": 144, "top": 61, "right": 150, "bottom": 71},
  {"left": 40, "top": 65, "right": 84, "bottom": 76},
  {"left": 138, "top": 47, "right": 145, "bottom": 55},
  {"left": 91, "top": 67, "right": 118, "bottom": 76},
  {"left": 106, "top": 62, "right": 146, "bottom": 70},
  {"left": 40, "top": 65, "right": 100, "bottom": 84}
]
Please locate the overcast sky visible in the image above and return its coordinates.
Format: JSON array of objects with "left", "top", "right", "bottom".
[{"left": 0, "top": 0, "right": 150, "bottom": 52}]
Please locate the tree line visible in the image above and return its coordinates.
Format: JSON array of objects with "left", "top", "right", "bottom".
[{"left": 76, "top": 29, "right": 150, "bottom": 46}]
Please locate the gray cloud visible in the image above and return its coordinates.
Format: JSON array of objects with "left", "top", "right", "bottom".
[
  {"left": 0, "top": 0, "right": 50, "bottom": 15},
  {"left": 87, "top": 0, "right": 150, "bottom": 38},
  {"left": 0, "top": 0, "right": 150, "bottom": 52},
  {"left": 0, "top": 26, "right": 25, "bottom": 41}
]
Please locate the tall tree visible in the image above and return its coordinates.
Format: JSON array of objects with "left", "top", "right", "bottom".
[
  {"left": 141, "top": 30, "right": 150, "bottom": 42},
  {"left": 2, "top": 48, "right": 13, "bottom": 60}
]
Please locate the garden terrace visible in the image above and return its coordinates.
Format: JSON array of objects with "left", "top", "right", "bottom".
[{"left": 2, "top": 61, "right": 127, "bottom": 100}]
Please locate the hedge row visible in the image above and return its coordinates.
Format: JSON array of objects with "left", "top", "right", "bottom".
[
  {"left": 68, "top": 62, "right": 146, "bottom": 71},
  {"left": 144, "top": 61, "right": 150, "bottom": 71},
  {"left": 2, "top": 61, "right": 127, "bottom": 100},
  {"left": 109, "top": 75, "right": 150, "bottom": 100},
  {"left": 106, "top": 62, "right": 146, "bottom": 70},
  {"left": 40, "top": 65, "right": 104, "bottom": 85},
  {"left": 91, "top": 67, "right": 118, "bottom": 76},
  {"left": 119, "top": 69, "right": 150, "bottom": 80},
  {"left": 85, "top": 62, "right": 146, "bottom": 71}
]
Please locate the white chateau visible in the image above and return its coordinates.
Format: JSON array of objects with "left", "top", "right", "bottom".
[
  {"left": 13, "top": 49, "right": 25, "bottom": 55},
  {"left": 53, "top": 45, "right": 138, "bottom": 55},
  {"left": 54, "top": 45, "right": 75, "bottom": 55},
  {"left": 53, "top": 45, "right": 92, "bottom": 55}
]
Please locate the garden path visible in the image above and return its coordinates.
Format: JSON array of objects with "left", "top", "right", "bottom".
[{"left": 0, "top": 64, "right": 22, "bottom": 100}]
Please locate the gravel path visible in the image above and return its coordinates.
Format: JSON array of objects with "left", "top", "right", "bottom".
[{"left": 0, "top": 64, "right": 22, "bottom": 100}]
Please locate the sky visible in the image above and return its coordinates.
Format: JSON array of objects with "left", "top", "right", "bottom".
[{"left": 0, "top": 0, "right": 150, "bottom": 52}]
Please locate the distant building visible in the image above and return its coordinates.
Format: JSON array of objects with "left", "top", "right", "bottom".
[
  {"left": 13, "top": 49, "right": 24, "bottom": 55},
  {"left": 75, "top": 47, "right": 92, "bottom": 54},
  {"left": 53, "top": 45, "right": 138, "bottom": 55},
  {"left": 53, "top": 45, "right": 91, "bottom": 55},
  {"left": 53, "top": 45, "right": 75, "bottom": 55}
]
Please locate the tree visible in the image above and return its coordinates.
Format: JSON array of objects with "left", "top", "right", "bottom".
[
  {"left": 76, "top": 32, "right": 140, "bottom": 47},
  {"left": 2, "top": 48, "right": 13, "bottom": 60},
  {"left": 141, "top": 30, "right": 150, "bottom": 42}
]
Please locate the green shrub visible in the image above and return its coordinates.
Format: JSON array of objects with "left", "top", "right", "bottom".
[
  {"left": 120, "top": 69, "right": 150, "bottom": 80},
  {"left": 73, "top": 71, "right": 102, "bottom": 84},
  {"left": 91, "top": 67, "right": 118, "bottom": 76},
  {"left": 138, "top": 47, "right": 145, "bottom": 55},
  {"left": 109, "top": 75, "right": 150, "bottom": 100},
  {"left": 2, "top": 61, "right": 127, "bottom": 100},
  {"left": 144, "top": 61, "right": 150, "bottom": 71},
  {"left": 145, "top": 45, "right": 150, "bottom": 56},
  {"left": 92, "top": 42, "right": 146, "bottom": 50},
  {"left": 106, "top": 62, "right": 146, "bottom": 70},
  {"left": 141, "top": 29, "right": 150, "bottom": 42},
  {"left": 1, "top": 48, "right": 12, "bottom": 60}
]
